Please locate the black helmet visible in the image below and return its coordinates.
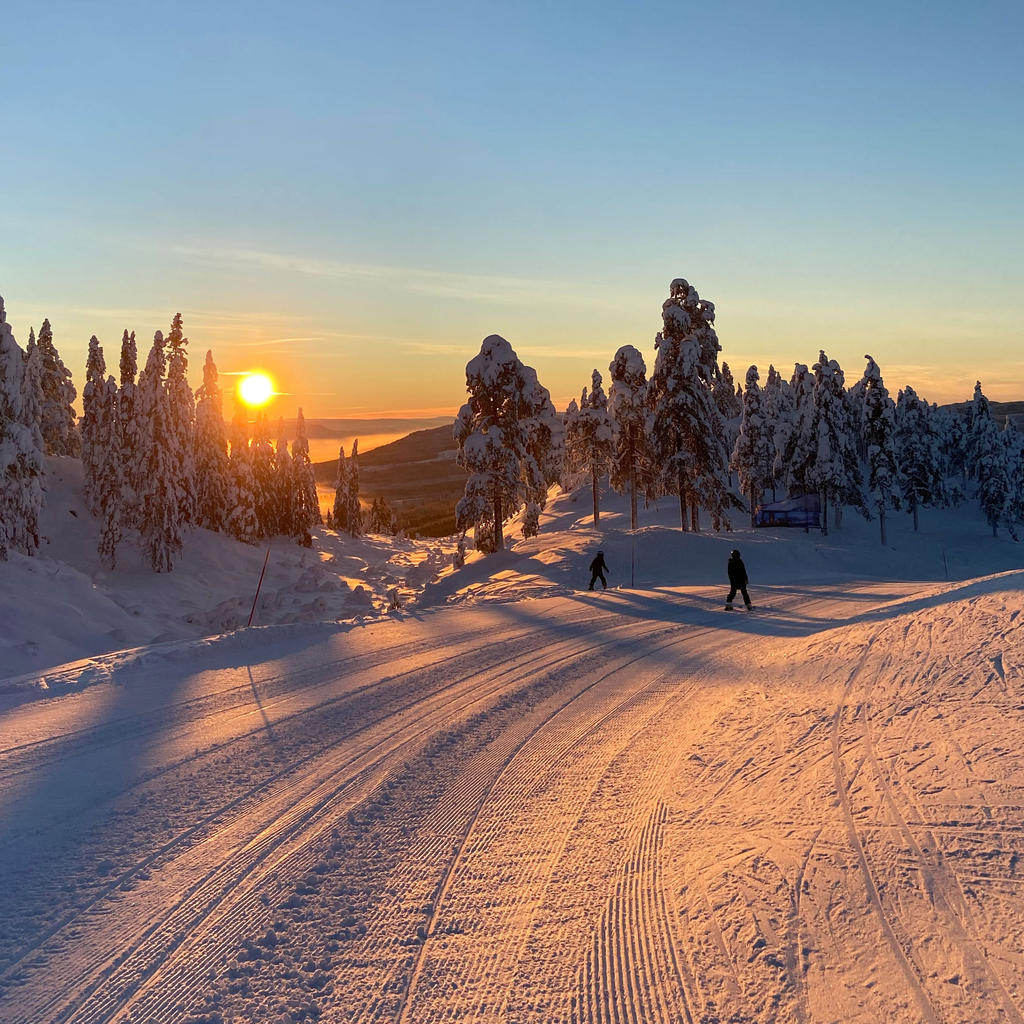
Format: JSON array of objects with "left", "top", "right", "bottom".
[
  {"left": 730, "top": 549, "right": 740, "bottom": 558},
  {"left": 597, "top": 549, "right": 604, "bottom": 555}
]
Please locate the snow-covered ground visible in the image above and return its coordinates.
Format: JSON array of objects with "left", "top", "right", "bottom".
[{"left": 2, "top": 466, "right": 1024, "bottom": 1023}]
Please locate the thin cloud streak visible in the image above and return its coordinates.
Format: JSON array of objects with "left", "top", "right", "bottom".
[{"left": 168, "top": 243, "right": 632, "bottom": 312}]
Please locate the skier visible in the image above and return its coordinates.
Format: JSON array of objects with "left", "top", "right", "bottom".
[
  {"left": 588, "top": 549, "right": 609, "bottom": 591},
  {"left": 725, "top": 549, "right": 753, "bottom": 610}
]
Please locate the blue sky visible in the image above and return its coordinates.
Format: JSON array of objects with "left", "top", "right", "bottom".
[{"left": 2, "top": 0, "right": 1021, "bottom": 417}]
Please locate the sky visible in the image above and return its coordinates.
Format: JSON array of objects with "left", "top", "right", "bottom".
[{"left": 1, "top": 0, "right": 1022, "bottom": 419}]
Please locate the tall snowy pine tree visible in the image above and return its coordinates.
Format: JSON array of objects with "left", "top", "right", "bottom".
[
  {"left": 731, "top": 366, "right": 775, "bottom": 526},
  {"left": 96, "top": 376, "right": 123, "bottom": 569},
  {"left": 165, "top": 314, "right": 196, "bottom": 525},
  {"left": 330, "top": 445, "right": 350, "bottom": 532},
  {"left": 81, "top": 335, "right": 106, "bottom": 514},
  {"left": 136, "top": 331, "right": 183, "bottom": 571},
  {"left": 860, "top": 355, "right": 899, "bottom": 544},
  {"left": 225, "top": 405, "right": 260, "bottom": 544},
  {"left": 0, "top": 296, "right": 45, "bottom": 559},
  {"left": 193, "top": 351, "right": 230, "bottom": 532},
  {"left": 894, "top": 386, "right": 943, "bottom": 532},
  {"left": 292, "top": 409, "right": 321, "bottom": 534},
  {"left": 346, "top": 439, "right": 363, "bottom": 537},
  {"left": 608, "top": 344, "right": 654, "bottom": 531},
  {"left": 565, "top": 370, "right": 614, "bottom": 526},
  {"left": 36, "top": 318, "right": 79, "bottom": 456},
  {"left": 454, "top": 335, "right": 559, "bottom": 551},
  {"left": 648, "top": 278, "right": 733, "bottom": 532},
  {"left": 117, "top": 330, "right": 143, "bottom": 527}
]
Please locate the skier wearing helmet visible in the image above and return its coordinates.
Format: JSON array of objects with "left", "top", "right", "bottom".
[
  {"left": 725, "top": 549, "right": 752, "bottom": 610},
  {"left": 588, "top": 549, "right": 610, "bottom": 591}
]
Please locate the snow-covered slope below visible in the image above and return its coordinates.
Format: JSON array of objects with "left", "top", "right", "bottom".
[
  {"left": 3, "top": 458, "right": 1022, "bottom": 689},
  {"left": 3, "top": 465, "right": 1024, "bottom": 1023},
  {"left": 1, "top": 458, "right": 456, "bottom": 683}
]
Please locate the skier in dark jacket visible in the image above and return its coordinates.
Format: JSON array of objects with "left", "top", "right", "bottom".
[
  {"left": 725, "top": 549, "right": 752, "bottom": 609},
  {"left": 588, "top": 550, "right": 609, "bottom": 591}
]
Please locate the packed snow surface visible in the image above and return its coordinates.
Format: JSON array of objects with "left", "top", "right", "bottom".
[{"left": 2, "top": 467, "right": 1024, "bottom": 1023}]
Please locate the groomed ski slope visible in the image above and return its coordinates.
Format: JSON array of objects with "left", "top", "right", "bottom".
[{"left": 2, "top": 483, "right": 1023, "bottom": 1024}]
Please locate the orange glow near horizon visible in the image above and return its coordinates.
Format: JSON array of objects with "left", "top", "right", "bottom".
[{"left": 238, "top": 372, "right": 275, "bottom": 408}]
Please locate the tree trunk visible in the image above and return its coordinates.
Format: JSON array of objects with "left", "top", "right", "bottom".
[
  {"left": 691, "top": 503, "right": 699, "bottom": 533},
  {"left": 749, "top": 486, "right": 757, "bottom": 528},
  {"left": 677, "top": 468, "right": 688, "bottom": 531},
  {"left": 879, "top": 505, "right": 887, "bottom": 546},
  {"left": 821, "top": 489, "right": 829, "bottom": 536},
  {"left": 493, "top": 493, "right": 504, "bottom": 551},
  {"left": 629, "top": 465, "right": 637, "bottom": 531},
  {"left": 912, "top": 497, "right": 919, "bottom": 532},
  {"left": 592, "top": 470, "right": 600, "bottom": 526}
]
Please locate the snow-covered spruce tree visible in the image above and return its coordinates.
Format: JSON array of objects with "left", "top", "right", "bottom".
[
  {"left": 368, "top": 496, "right": 397, "bottom": 535},
  {"left": 761, "top": 364, "right": 784, "bottom": 501},
  {"left": 329, "top": 444, "right": 349, "bottom": 532},
  {"left": 454, "top": 335, "right": 559, "bottom": 551},
  {"left": 1002, "top": 420, "right": 1024, "bottom": 541},
  {"left": 346, "top": 439, "right": 364, "bottom": 537},
  {"left": 894, "top": 386, "right": 943, "bottom": 532},
  {"left": 250, "top": 411, "right": 276, "bottom": 536},
  {"left": 117, "top": 330, "right": 143, "bottom": 527},
  {"left": 648, "top": 279, "right": 733, "bottom": 532},
  {"left": 971, "top": 384, "right": 1009, "bottom": 536},
  {"left": 36, "top": 318, "right": 79, "bottom": 456},
  {"left": 164, "top": 314, "right": 196, "bottom": 525},
  {"left": 225, "top": 405, "right": 260, "bottom": 544},
  {"left": 860, "top": 355, "right": 899, "bottom": 545},
  {"left": 273, "top": 419, "right": 296, "bottom": 538},
  {"left": 193, "top": 351, "right": 230, "bottom": 532},
  {"left": 608, "top": 344, "right": 654, "bottom": 531},
  {"left": 292, "top": 409, "right": 322, "bottom": 534},
  {"left": 136, "top": 331, "right": 183, "bottom": 571},
  {"left": 730, "top": 366, "right": 775, "bottom": 526},
  {"left": 965, "top": 381, "right": 997, "bottom": 487},
  {"left": 95, "top": 376, "right": 123, "bottom": 569},
  {"left": 0, "top": 297, "right": 45, "bottom": 559},
  {"left": 933, "top": 403, "right": 968, "bottom": 504},
  {"left": 81, "top": 335, "right": 106, "bottom": 514},
  {"left": 566, "top": 370, "right": 614, "bottom": 526},
  {"left": 787, "top": 352, "right": 864, "bottom": 534},
  {"left": 559, "top": 397, "right": 581, "bottom": 492},
  {"left": 714, "top": 361, "right": 742, "bottom": 421},
  {"left": 844, "top": 371, "right": 869, "bottom": 463},
  {"left": 714, "top": 361, "right": 742, "bottom": 463},
  {"left": 21, "top": 327, "right": 45, "bottom": 457},
  {"left": 778, "top": 363, "right": 812, "bottom": 496}
]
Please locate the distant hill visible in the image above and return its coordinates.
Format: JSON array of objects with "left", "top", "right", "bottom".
[
  {"left": 943, "top": 400, "right": 1024, "bottom": 428},
  {"left": 285, "top": 416, "right": 453, "bottom": 440},
  {"left": 314, "top": 424, "right": 465, "bottom": 537}
]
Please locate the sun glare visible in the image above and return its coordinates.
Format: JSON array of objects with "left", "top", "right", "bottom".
[{"left": 239, "top": 372, "right": 274, "bottom": 408}]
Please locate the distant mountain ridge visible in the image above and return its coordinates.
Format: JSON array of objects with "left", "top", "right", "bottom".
[
  {"left": 282, "top": 416, "right": 453, "bottom": 440},
  {"left": 943, "top": 399, "right": 1024, "bottom": 428},
  {"left": 314, "top": 424, "right": 463, "bottom": 537}
]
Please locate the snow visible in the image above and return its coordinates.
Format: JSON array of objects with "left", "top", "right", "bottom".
[{"left": 2, "top": 461, "right": 1024, "bottom": 1023}]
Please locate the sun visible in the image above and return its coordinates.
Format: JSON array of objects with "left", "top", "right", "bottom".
[{"left": 238, "top": 372, "right": 275, "bottom": 408}]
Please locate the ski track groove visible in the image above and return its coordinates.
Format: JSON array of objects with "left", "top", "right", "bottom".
[
  {"left": 8, "top": 581, "right": 1021, "bottom": 1024},
  {"left": 4, "top": 615, "right": 680, "bottom": 1024},
  {"left": 90, "top": 624, "right": 683, "bottom": 1024},
  {"left": 393, "top": 622, "right": 714, "bottom": 1024},
  {"left": 831, "top": 645, "right": 942, "bottom": 1024},
  {"left": 858, "top": 648, "right": 1024, "bottom": 1023}
]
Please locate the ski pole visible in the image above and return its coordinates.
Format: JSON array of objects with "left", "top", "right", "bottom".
[{"left": 247, "top": 546, "right": 272, "bottom": 628}]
